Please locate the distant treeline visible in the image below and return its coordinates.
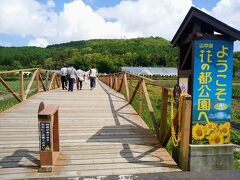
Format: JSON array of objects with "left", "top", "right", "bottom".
[
  {"left": 0, "top": 37, "right": 178, "bottom": 73},
  {"left": 0, "top": 37, "right": 239, "bottom": 74}
]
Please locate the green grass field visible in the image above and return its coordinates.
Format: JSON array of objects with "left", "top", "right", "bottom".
[{"left": 0, "top": 79, "right": 37, "bottom": 111}]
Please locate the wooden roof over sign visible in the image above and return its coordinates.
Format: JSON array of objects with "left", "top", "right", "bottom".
[{"left": 171, "top": 7, "right": 240, "bottom": 47}]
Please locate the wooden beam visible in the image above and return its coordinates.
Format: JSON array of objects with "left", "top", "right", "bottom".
[
  {"left": 129, "top": 74, "right": 133, "bottom": 98},
  {"left": 142, "top": 80, "right": 159, "bottom": 138},
  {"left": 39, "top": 74, "right": 47, "bottom": 91},
  {"left": 49, "top": 73, "right": 56, "bottom": 90},
  {"left": 180, "top": 44, "right": 192, "bottom": 70},
  {"left": 36, "top": 69, "right": 40, "bottom": 93},
  {"left": 124, "top": 73, "right": 130, "bottom": 101},
  {"left": 19, "top": 70, "right": 25, "bottom": 101},
  {"left": 25, "top": 70, "right": 38, "bottom": 97},
  {"left": 118, "top": 73, "right": 125, "bottom": 93},
  {"left": 115, "top": 75, "right": 118, "bottom": 90},
  {"left": 0, "top": 77, "right": 21, "bottom": 102},
  {"left": 45, "top": 71, "right": 50, "bottom": 91},
  {"left": 0, "top": 68, "right": 38, "bottom": 75},
  {"left": 129, "top": 78, "right": 142, "bottom": 104},
  {"left": 160, "top": 88, "right": 169, "bottom": 143},
  {"left": 138, "top": 83, "right": 143, "bottom": 117},
  {"left": 162, "top": 127, "right": 171, "bottom": 148},
  {"left": 179, "top": 95, "right": 192, "bottom": 171}
]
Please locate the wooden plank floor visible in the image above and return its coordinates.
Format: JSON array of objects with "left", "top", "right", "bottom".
[{"left": 0, "top": 80, "right": 180, "bottom": 179}]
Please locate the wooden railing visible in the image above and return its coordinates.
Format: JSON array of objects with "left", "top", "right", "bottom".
[
  {"left": 99, "top": 72, "right": 192, "bottom": 170},
  {"left": 0, "top": 68, "right": 60, "bottom": 103},
  {"left": 99, "top": 72, "right": 175, "bottom": 145}
]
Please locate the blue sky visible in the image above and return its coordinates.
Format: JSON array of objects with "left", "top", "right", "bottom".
[{"left": 0, "top": 0, "right": 239, "bottom": 51}]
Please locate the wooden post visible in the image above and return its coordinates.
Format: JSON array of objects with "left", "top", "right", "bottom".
[
  {"left": 124, "top": 73, "right": 130, "bottom": 101},
  {"left": 129, "top": 74, "right": 133, "bottom": 98},
  {"left": 160, "top": 88, "right": 168, "bottom": 143},
  {"left": 0, "top": 77, "right": 21, "bottom": 102},
  {"left": 138, "top": 83, "right": 143, "bottom": 117},
  {"left": 142, "top": 80, "right": 159, "bottom": 138},
  {"left": 19, "top": 70, "right": 25, "bottom": 101},
  {"left": 115, "top": 75, "right": 118, "bottom": 90},
  {"left": 38, "top": 103, "right": 60, "bottom": 172},
  {"left": 36, "top": 70, "right": 40, "bottom": 93},
  {"left": 110, "top": 76, "right": 112, "bottom": 88},
  {"left": 118, "top": 73, "right": 125, "bottom": 93},
  {"left": 45, "top": 71, "right": 49, "bottom": 91},
  {"left": 179, "top": 95, "right": 192, "bottom": 171}
]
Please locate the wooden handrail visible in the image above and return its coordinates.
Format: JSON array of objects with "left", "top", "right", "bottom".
[
  {"left": 0, "top": 68, "right": 38, "bottom": 74},
  {"left": 99, "top": 72, "right": 177, "bottom": 144},
  {"left": 0, "top": 68, "right": 60, "bottom": 105}
]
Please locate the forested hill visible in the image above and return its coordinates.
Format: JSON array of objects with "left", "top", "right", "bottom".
[
  {"left": 0, "top": 37, "right": 178, "bottom": 73},
  {"left": 0, "top": 37, "right": 239, "bottom": 73},
  {"left": 48, "top": 37, "right": 179, "bottom": 72}
]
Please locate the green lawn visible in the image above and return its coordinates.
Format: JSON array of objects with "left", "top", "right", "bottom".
[{"left": 0, "top": 79, "right": 37, "bottom": 112}]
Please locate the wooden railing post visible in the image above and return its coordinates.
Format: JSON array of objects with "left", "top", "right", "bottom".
[
  {"left": 124, "top": 73, "right": 130, "bottom": 101},
  {"left": 129, "top": 74, "right": 133, "bottom": 98},
  {"left": 115, "top": 75, "right": 118, "bottom": 90},
  {"left": 45, "top": 71, "right": 49, "bottom": 91},
  {"left": 19, "top": 70, "right": 25, "bottom": 101},
  {"left": 160, "top": 87, "right": 168, "bottom": 143},
  {"left": 179, "top": 95, "right": 192, "bottom": 171},
  {"left": 36, "top": 70, "right": 40, "bottom": 93},
  {"left": 138, "top": 83, "right": 143, "bottom": 117},
  {"left": 118, "top": 73, "right": 124, "bottom": 93},
  {"left": 142, "top": 80, "right": 159, "bottom": 138}
]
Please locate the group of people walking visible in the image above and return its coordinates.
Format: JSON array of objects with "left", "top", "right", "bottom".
[{"left": 59, "top": 64, "right": 98, "bottom": 92}]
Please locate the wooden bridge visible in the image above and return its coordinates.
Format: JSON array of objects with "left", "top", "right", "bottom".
[{"left": 0, "top": 69, "right": 191, "bottom": 179}]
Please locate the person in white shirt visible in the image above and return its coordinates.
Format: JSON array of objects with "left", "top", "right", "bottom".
[
  {"left": 89, "top": 64, "right": 98, "bottom": 90},
  {"left": 67, "top": 65, "right": 77, "bottom": 92},
  {"left": 60, "top": 64, "right": 68, "bottom": 90},
  {"left": 76, "top": 68, "right": 85, "bottom": 90}
]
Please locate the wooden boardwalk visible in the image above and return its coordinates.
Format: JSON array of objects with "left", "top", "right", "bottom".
[{"left": 0, "top": 80, "right": 180, "bottom": 179}]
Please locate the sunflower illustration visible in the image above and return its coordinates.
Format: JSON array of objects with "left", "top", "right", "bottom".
[
  {"left": 205, "top": 122, "right": 218, "bottom": 135},
  {"left": 219, "top": 122, "right": 230, "bottom": 137},
  {"left": 192, "top": 123, "right": 205, "bottom": 140},
  {"left": 224, "top": 135, "right": 230, "bottom": 144},
  {"left": 207, "top": 132, "right": 224, "bottom": 144}
]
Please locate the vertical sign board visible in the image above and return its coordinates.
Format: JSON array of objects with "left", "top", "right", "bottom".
[
  {"left": 192, "top": 39, "right": 233, "bottom": 145},
  {"left": 39, "top": 122, "right": 51, "bottom": 151}
]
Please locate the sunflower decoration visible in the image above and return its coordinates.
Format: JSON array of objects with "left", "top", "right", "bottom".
[
  {"left": 224, "top": 134, "right": 230, "bottom": 144},
  {"left": 204, "top": 122, "right": 218, "bottom": 136},
  {"left": 219, "top": 122, "right": 230, "bottom": 137},
  {"left": 192, "top": 123, "right": 205, "bottom": 140},
  {"left": 207, "top": 131, "right": 224, "bottom": 144}
]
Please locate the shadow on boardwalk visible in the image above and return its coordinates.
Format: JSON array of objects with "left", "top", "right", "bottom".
[
  {"left": 87, "top": 82, "right": 178, "bottom": 169},
  {"left": 0, "top": 149, "right": 39, "bottom": 169}
]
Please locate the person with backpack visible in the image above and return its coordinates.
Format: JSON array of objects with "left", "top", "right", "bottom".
[
  {"left": 59, "top": 64, "right": 68, "bottom": 90},
  {"left": 89, "top": 64, "right": 98, "bottom": 90},
  {"left": 66, "top": 65, "right": 77, "bottom": 92}
]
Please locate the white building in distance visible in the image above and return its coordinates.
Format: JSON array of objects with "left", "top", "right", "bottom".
[{"left": 121, "top": 67, "right": 177, "bottom": 77}]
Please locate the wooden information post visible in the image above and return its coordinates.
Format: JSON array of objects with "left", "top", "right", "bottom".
[
  {"left": 171, "top": 7, "right": 240, "bottom": 171},
  {"left": 38, "top": 102, "right": 60, "bottom": 172}
]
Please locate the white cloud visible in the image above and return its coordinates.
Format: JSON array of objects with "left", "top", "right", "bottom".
[
  {"left": 97, "top": 0, "right": 193, "bottom": 40},
  {"left": 28, "top": 37, "right": 49, "bottom": 47},
  {"left": 199, "top": 0, "right": 240, "bottom": 51},
  {"left": 0, "top": 0, "right": 239, "bottom": 51}
]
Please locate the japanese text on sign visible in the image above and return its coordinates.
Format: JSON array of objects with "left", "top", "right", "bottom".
[{"left": 192, "top": 40, "right": 233, "bottom": 124}]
